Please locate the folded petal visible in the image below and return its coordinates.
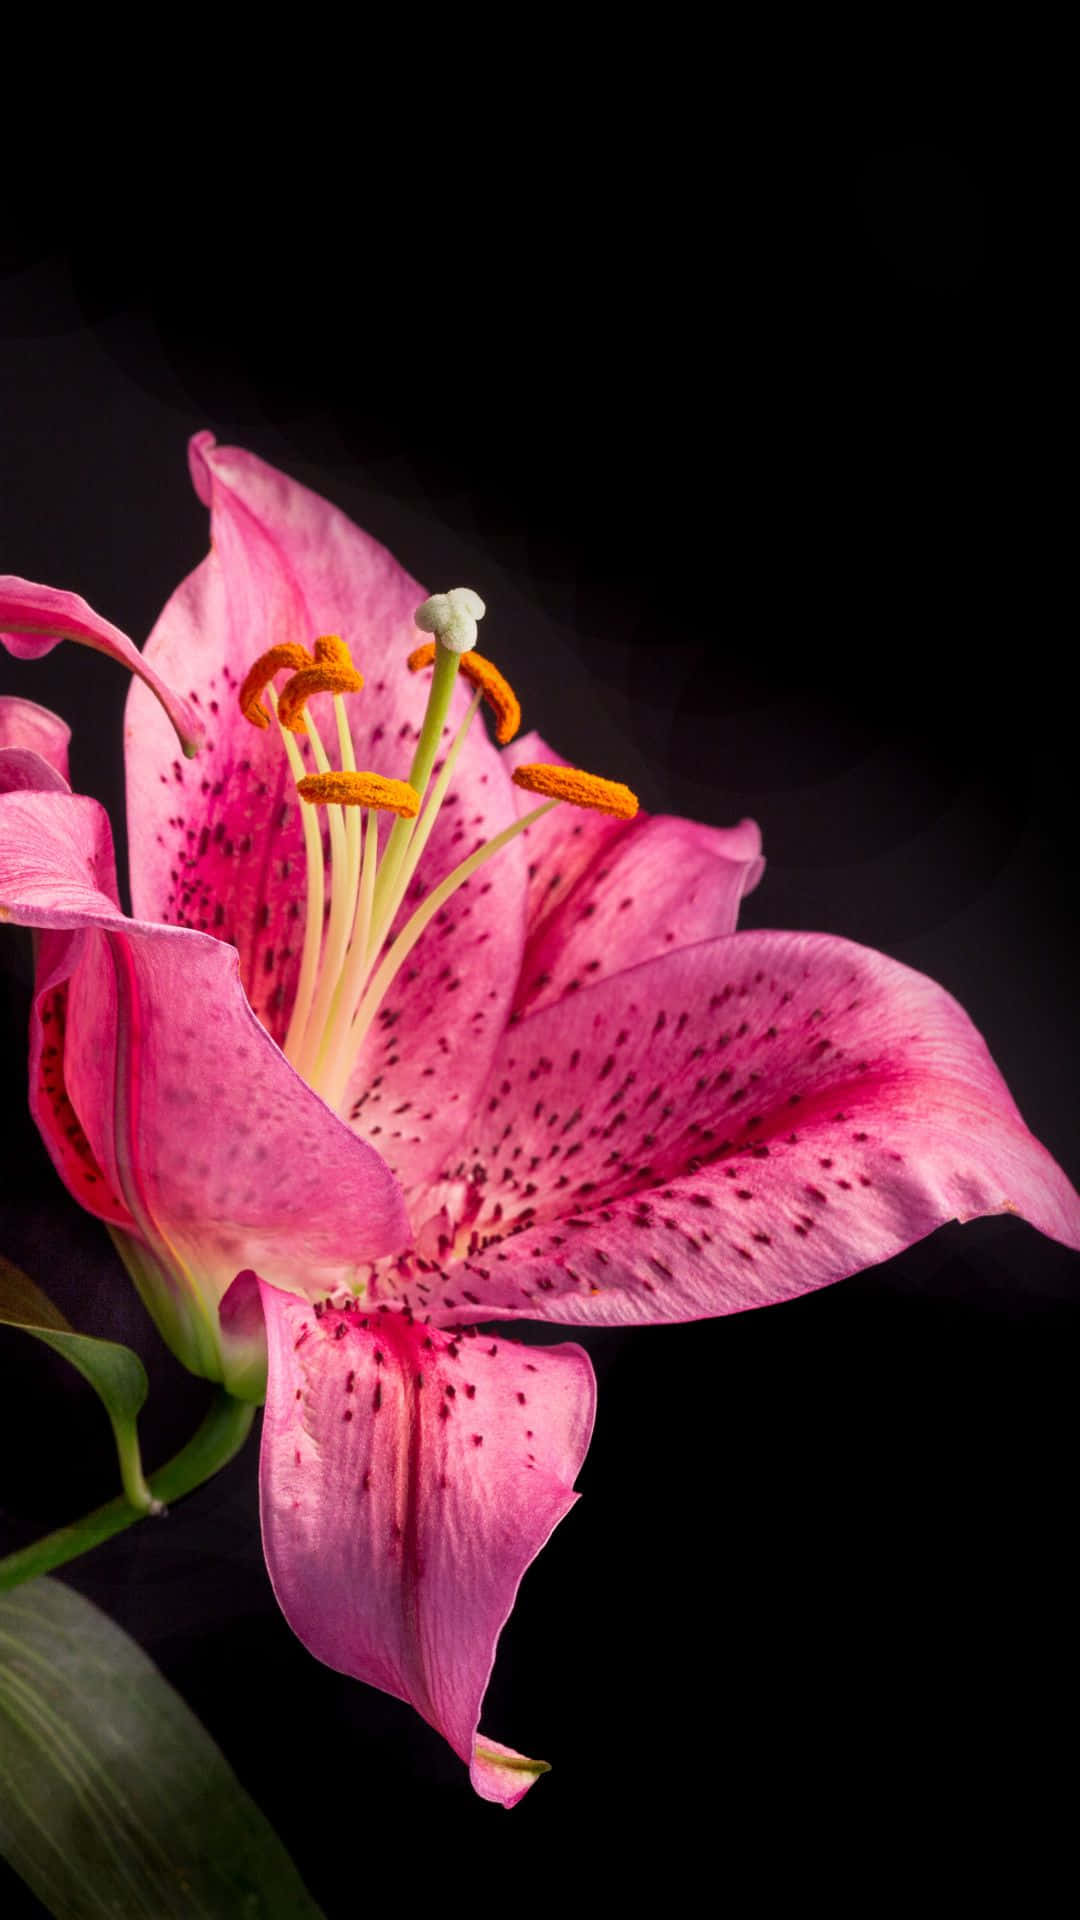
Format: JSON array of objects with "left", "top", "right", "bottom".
[
  {"left": 0, "top": 765, "right": 133, "bottom": 1232},
  {"left": 1, "top": 577, "right": 203, "bottom": 756},
  {"left": 255, "top": 1275, "right": 595, "bottom": 1802},
  {"left": 395, "top": 931, "right": 1080, "bottom": 1326},
  {"left": 0, "top": 695, "right": 71, "bottom": 785},
  {"left": 0, "top": 788, "right": 410, "bottom": 1375},
  {"left": 503, "top": 732, "right": 762, "bottom": 1013},
  {"left": 125, "top": 437, "right": 527, "bottom": 1181}
]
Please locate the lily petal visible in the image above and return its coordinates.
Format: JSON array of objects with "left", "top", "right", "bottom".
[
  {"left": 413, "top": 931, "right": 1080, "bottom": 1325},
  {"left": 125, "top": 437, "right": 527, "bottom": 1184},
  {"left": 504, "top": 732, "right": 762, "bottom": 1012},
  {"left": 0, "top": 695, "right": 71, "bottom": 785},
  {"left": 0, "top": 788, "right": 410, "bottom": 1369},
  {"left": 255, "top": 1274, "right": 595, "bottom": 1803},
  {"left": 514, "top": 812, "right": 764, "bottom": 1015},
  {"left": 1, "top": 577, "right": 203, "bottom": 757}
]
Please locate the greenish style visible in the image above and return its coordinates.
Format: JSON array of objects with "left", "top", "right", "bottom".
[
  {"left": 369, "top": 634, "right": 461, "bottom": 931},
  {"left": 0, "top": 1255, "right": 156, "bottom": 1513},
  {"left": 0, "top": 1576, "right": 324, "bottom": 1918}
]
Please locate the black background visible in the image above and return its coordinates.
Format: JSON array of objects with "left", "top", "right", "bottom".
[{"left": 1, "top": 128, "right": 1074, "bottom": 1911}]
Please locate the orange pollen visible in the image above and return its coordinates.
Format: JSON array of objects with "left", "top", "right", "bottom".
[
  {"left": 277, "top": 635, "right": 364, "bottom": 733},
  {"left": 238, "top": 643, "right": 316, "bottom": 728},
  {"left": 512, "top": 763, "right": 639, "bottom": 819},
  {"left": 407, "top": 641, "right": 521, "bottom": 744},
  {"left": 311, "top": 634, "right": 355, "bottom": 670},
  {"left": 296, "top": 771, "right": 421, "bottom": 817}
]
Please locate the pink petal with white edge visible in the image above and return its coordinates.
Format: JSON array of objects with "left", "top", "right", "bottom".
[
  {"left": 254, "top": 1274, "right": 595, "bottom": 1803},
  {"left": 0, "top": 788, "right": 409, "bottom": 1334},
  {"left": 0, "top": 695, "right": 71, "bottom": 784},
  {"left": 0, "top": 577, "right": 203, "bottom": 757},
  {"left": 385, "top": 930, "right": 1080, "bottom": 1327},
  {"left": 503, "top": 732, "right": 762, "bottom": 1013},
  {"left": 125, "top": 436, "right": 527, "bottom": 1185}
]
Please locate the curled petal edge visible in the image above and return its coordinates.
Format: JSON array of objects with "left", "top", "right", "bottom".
[{"left": 1, "top": 576, "right": 204, "bottom": 757}]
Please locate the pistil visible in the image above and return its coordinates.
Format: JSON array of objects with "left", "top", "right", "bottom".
[
  {"left": 238, "top": 594, "right": 638, "bottom": 1119},
  {"left": 370, "top": 635, "right": 463, "bottom": 950}
]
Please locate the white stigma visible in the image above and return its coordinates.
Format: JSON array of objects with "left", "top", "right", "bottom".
[{"left": 414, "top": 587, "right": 486, "bottom": 654}]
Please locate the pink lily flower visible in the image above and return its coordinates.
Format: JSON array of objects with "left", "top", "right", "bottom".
[{"left": 2, "top": 434, "right": 1077, "bottom": 1805}]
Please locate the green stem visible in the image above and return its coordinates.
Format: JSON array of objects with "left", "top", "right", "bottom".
[
  {"left": 0, "top": 1391, "right": 256, "bottom": 1593},
  {"left": 109, "top": 1411, "right": 159, "bottom": 1517}
]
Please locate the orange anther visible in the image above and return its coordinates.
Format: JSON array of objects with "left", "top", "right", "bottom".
[
  {"left": 312, "top": 634, "right": 354, "bottom": 669},
  {"left": 296, "top": 771, "right": 421, "bottom": 817},
  {"left": 277, "top": 635, "right": 364, "bottom": 733},
  {"left": 238, "top": 643, "right": 315, "bottom": 728},
  {"left": 511, "top": 763, "right": 639, "bottom": 819},
  {"left": 408, "top": 641, "right": 521, "bottom": 744}
]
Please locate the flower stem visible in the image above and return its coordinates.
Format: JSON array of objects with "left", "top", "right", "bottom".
[
  {"left": 110, "top": 1410, "right": 159, "bottom": 1517},
  {"left": 0, "top": 1391, "right": 256, "bottom": 1593}
]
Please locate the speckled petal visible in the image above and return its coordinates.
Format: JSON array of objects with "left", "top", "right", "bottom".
[
  {"left": 0, "top": 789, "right": 410, "bottom": 1347},
  {"left": 406, "top": 931, "right": 1080, "bottom": 1326},
  {"left": 255, "top": 1276, "right": 595, "bottom": 1804},
  {"left": 125, "top": 436, "right": 527, "bottom": 1183},
  {"left": 503, "top": 731, "right": 762, "bottom": 1013}
]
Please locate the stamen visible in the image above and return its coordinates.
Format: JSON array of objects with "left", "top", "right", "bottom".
[
  {"left": 319, "top": 798, "right": 559, "bottom": 1113},
  {"left": 512, "top": 763, "right": 639, "bottom": 819},
  {"left": 312, "top": 634, "right": 355, "bottom": 669},
  {"left": 295, "top": 710, "right": 354, "bottom": 1082},
  {"left": 407, "top": 642, "right": 521, "bottom": 744},
  {"left": 235, "top": 604, "right": 641, "bottom": 1125},
  {"left": 297, "top": 771, "right": 421, "bottom": 817},
  {"left": 277, "top": 635, "right": 364, "bottom": 733},
  {"left": 238, "top": 643, "right": 315, "bottom": 728},
  {"left": 332, "top": 690, "right": 361, "bottom": 901},
  {"left": 266, "top": 685, "right": 325, "bottom": 1065},
  {"left": 311, "top": 804, "right": 380, "bottom": 1088}
]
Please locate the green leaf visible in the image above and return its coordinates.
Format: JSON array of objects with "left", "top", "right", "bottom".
[
  {"left": 0, "top": 1255, "right": 157, "bottom": 1513},
  {"left": 0, "top": 1578, "right": 324, "bottom": 1919}
]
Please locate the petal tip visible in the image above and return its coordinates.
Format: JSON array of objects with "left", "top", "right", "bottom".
[
  {"left": 188, "top": 430, "right": 217, "bottom": 507},
  {"left": 471, "top": 1737, "right": 552, "bottom": 1808}
]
